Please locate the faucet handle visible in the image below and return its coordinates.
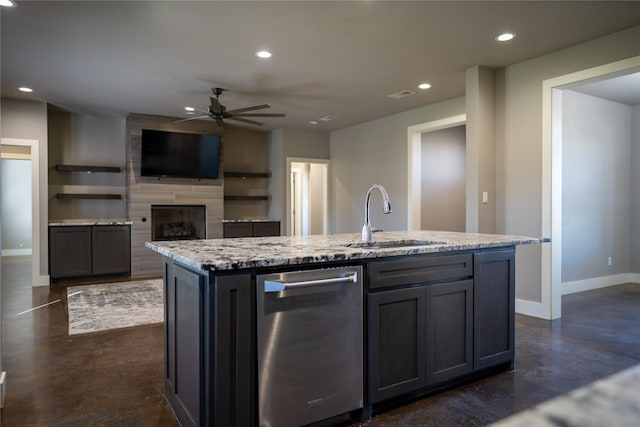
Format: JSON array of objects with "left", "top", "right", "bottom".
[{"left": 371, "top": 228, "right": 383, "bottom": 233}]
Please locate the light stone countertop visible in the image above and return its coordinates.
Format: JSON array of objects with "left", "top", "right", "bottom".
[
  {"left": 49, "top": 220, "right": 133, "bottom": 226},
  {"left": 145, "top": 230, "right": 548, "bottom": 272},
  {"left": 490, "top": 364, "right": 640, "bottom": 427}
]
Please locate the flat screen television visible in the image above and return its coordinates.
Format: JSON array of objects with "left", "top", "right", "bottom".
[{"left": 141, "top": 129, "right": 221, "bottom": 179}]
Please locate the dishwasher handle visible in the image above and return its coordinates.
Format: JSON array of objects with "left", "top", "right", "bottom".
[{"left": 264, "top": 271, "right": 358, "bottom": 293}]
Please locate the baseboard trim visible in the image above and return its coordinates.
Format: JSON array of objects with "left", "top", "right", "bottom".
[
  {"left": 562, "top": 273, "right": 637, "bottom": 295},
  {"left": 515, "top": 298, "right": 550, "bottom": 320}
]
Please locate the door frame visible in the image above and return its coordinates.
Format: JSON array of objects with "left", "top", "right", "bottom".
[
  {"left": 539, "top": 55, "right": 640, "bottom": 320},
  {"left": 286, "top": 157, "right": 330, "bottom": 236},
  {"left": 1, "top": 138, "right": 49, "bottom": 286}
]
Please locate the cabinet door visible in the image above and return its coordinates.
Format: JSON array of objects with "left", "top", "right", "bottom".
[
  {"left": 223, "top": 222, "right": 253, "bottom": 238},
  {"left": 473, "top": 250, "right": 516, "bottom": 370},
  {"left": 164, "top": 261, "right": 204, "bottom": 427},
  {"left": 425, "top": 280, "right": 473, "bottom": 385},
  {"left": 252, "top": 221, "right": 280, "bottom": 237},
  {"left": 49, "top": 226, "right": 92, "bottom": 278},
  {"left": 92, "top": 225, "right": 131, "bottom": 275},
  {"left": 210, "top": 273, "right": 255, "bottom": 426},
  {"left": 368, "top": 287, "right": 426, "bottom": 403}
]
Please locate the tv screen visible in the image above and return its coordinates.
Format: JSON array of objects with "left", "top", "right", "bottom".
[{"left": 141, "top": 129, "right": 221, "bottom": 179}]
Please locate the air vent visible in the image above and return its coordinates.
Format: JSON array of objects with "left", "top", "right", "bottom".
[
  {"left": 388, "top": 90, "right": 415, "bottom": 99},
  {"left": 318, "top": 115, "right": 338, "bottom": 121}
]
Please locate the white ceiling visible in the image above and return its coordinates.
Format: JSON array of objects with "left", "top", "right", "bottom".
[
  {"left": 2, "top": 1, "right": 640, "bottom": 132},
  {"left": 568, "top": 72, "right": 640, "bottom": 106}
]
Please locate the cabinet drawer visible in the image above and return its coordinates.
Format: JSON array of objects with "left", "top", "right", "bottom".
[{"left": 368, "top": 254, "right": 472, "bottom": 289}]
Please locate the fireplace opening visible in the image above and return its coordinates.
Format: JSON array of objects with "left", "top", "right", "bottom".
[{"left": 151, "top": 205, "right": 206, "bottom": 241}]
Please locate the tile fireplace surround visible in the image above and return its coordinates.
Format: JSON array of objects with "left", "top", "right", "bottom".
[{"left": 150, "top": 205, "right": 206, "bottom": 241}]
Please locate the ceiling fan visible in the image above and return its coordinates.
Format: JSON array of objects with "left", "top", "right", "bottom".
[{"left": 179, "top": 87, "right": 285, "bottom": 127}]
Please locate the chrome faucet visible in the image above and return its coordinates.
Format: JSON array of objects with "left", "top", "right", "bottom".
[{"left": 362, "top": 184, "right": 392, "bottom": 242}]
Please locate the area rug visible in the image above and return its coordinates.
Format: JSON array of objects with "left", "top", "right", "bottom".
[{"left": 67, "top": 279, "right": 163, "bottom": 335}]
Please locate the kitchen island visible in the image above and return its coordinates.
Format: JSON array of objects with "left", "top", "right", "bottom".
[{"left": 146, "top": 230, "right": 546, "bottom": 427}]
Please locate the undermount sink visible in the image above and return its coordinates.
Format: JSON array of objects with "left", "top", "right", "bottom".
[{"left": 343, "top": 239, "right": 445, "bottom": 249}]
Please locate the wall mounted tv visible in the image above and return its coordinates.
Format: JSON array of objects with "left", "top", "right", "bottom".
[{"left": 141, "top": 129, "right": 221, "bottom": 179}]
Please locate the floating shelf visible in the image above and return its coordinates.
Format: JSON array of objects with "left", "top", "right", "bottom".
[
  {"left": 224, "top": 171, "right": 271, "bottom": 179},
  {"left": 56, "top": 164, "right": 122, "bottom": 173},
  {"left": 56, "top": 193, "right": 122, "bottom": 200},
  {"left": 224, "top": 195, "right": 270, "bottom": 201}
]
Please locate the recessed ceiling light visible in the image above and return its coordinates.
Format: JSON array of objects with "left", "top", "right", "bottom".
[
  {"left": 256, "top": 50, "right": 272, "bottom": 59},
  {"left": 496, "top": 33, "right": 516, "bottom": 42},
  {"left": 18, "top": 87, "right": 33, "bottom": 93},
  {"left": 418, "top": 83, "right": 431, "bottom": 90},
  {"left": 308, "top": 121, "right": 318, "bottom": 125},
  {"left": 0, "top": 0, "right": 16, "bottom": 8},
  {"left": 184, "top": 106, "right": 195, "bottom": 112}
]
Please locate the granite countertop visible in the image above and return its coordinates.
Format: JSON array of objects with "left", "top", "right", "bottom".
[
  {"left": 145, "top": 230, "right": 548, "bottom": 272},
  {"left": 49, "top": 220, "right": 133, "bottom": 226},
  {"left": 490, "top": 364, "right": 640, "bottom": 427}
]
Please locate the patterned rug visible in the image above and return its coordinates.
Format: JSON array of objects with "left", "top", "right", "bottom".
[{"left": 67, "top": 279, "right": 164, "bottom": 335}]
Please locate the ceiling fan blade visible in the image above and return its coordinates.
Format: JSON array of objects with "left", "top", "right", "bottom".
[
  {"left": 234, "top": 113, "right": 286, "bottom": 118},
  {"left": 226, "top": 117, "right": 265, "bottom": 126},
  {"left": 210, "top": 97, "right": 222, "bottom": 114},
  {"left": 174, "top": 115, "right": 210, "bottom": 123},
  {"left": 226, "top": 104, "right": 271, "bottom": 114}
]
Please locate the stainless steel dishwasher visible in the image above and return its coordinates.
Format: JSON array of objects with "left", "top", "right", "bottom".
[{"left": 257, "top": 266, "right": 363, "bottom": 427}]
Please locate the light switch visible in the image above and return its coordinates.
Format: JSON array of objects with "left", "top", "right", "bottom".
[{"left": 482, "top": 191, "right": 489, "bottom": 204}]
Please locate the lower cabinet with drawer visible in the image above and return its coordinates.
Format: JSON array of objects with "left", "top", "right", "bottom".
[
  {"left": 366, "top": 249, "right": 514, "bottom": 406},
  {"left": 223, "top": 221, "right": 280, "bottom": 238},
  {"left": 49, "top": 224, "right": 131, "bottom": 280}
]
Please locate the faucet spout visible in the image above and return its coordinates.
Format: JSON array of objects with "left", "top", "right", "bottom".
[{"left": 362, "top": 184, "right": 392, "bottom": 242}]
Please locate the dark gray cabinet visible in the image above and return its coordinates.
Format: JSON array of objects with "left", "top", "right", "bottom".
[
  {"left": 425, "top": 279, "right": 473, "bottom": 384},
  {"left": 163, "top": 257, "right": 254, "bottom": 427},
  {"left": 164, "top": 261, "right": 204, "bottom": 427},
  {"left": 473, "top": 250, "right": 516, "bottom": 370},
  {"left": 49, "top": 225, "right": 130, "bottom": 279},
  {"left": 367, "top": 249, "right": 514, "bottom": 404},
  {"left": 223, "top": 221, "right": 280, "bottom": 238},
  {"left": 368, "top": 286, "right": 426, "bottom": 403},
  {"left": 49, "top": 226, "right": 92, "bottom": 278}
]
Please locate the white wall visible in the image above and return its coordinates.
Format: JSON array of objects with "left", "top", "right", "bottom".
[
  {"left": 562, "top": 90, "right": 632, "bottom": 283},
  {"left": 1, "top": 159, "right": 32, "bottom": 254},
  {"left": 330, "top": 96, "right": 465, "bottom": 234},
  {"left": 420, "top": 126, "right": 466, "bottom": 231}
]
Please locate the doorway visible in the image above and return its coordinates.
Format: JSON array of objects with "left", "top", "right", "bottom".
[
  {"left": 287, "top": 158, "right": 329, "bottom": 236},
  {"left": 0, "top": 138, "right": 48, "bottom": 287},
  {"left": 542, "top": 55, "right": 640, "bottom": 320},
  {"left": 1, "top": 145, "right": 32, "bottom": 256},
  {"left": 407, "top": 114, "right": 467, "bottom": 231}
]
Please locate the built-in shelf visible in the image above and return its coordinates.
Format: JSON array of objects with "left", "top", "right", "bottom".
[
  {"left": 56, "top": 164, "right": 122, "bottom": 173},
  {"left": 224, "top": 171, "right": 271, "bottom": 179},
  {"left": 56, "top": 193, "right": 122, "bottom": 200},
  {"left": 224, "top": 195, "right": 270, "bottom": 201}
]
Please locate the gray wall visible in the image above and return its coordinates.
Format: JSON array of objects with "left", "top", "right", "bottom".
[
  {"left": 420, "top": 125, "right": 466, "bottom": 231},
  {"left": 330, "top": 96, "right": 465, "bottom": 234},
  {"left": 48, "top": 108, "right": 127, "bottom": 220},
  {"left": 632, "top": 105, "right": 640, "bottom": 273},
  {"left": 562, "top": 90, "right": 633, "bottom": 283}
]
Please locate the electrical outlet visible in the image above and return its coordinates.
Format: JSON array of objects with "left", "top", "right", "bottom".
[{"left": 608, "top": 257, "right": 612, "bottom": 266}]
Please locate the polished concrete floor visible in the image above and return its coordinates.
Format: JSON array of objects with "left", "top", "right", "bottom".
[{"left": 1, "top": 255, "right": 639, "bottom": 426}]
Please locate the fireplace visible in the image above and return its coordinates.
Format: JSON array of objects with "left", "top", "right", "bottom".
[{"left": 151, "top": 205, "right": 206, "bottom": 241}]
